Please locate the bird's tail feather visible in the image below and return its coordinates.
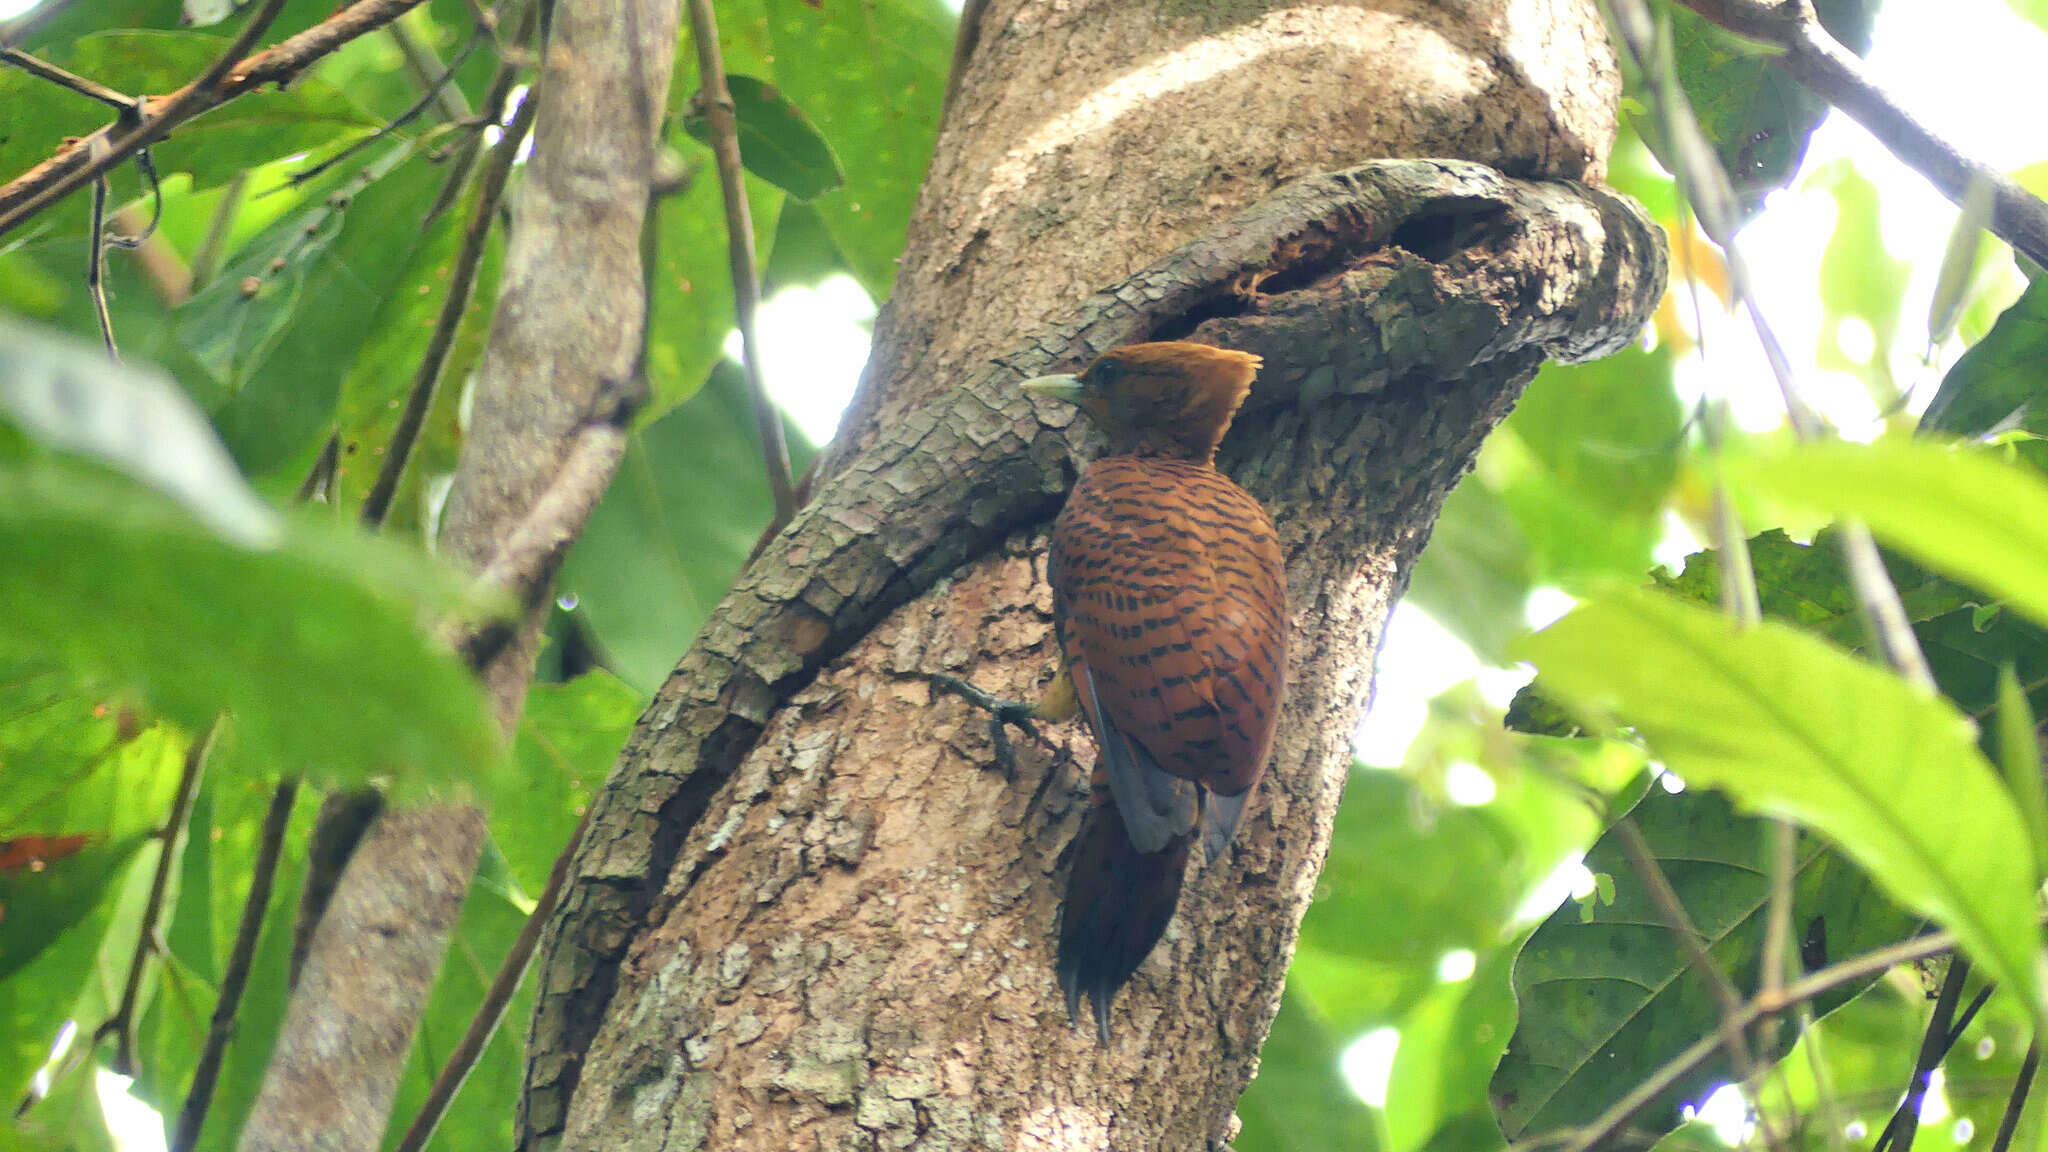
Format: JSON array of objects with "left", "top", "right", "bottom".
[{"left": 1055, "top": 806, "right": 1189, "bottom": 1045}]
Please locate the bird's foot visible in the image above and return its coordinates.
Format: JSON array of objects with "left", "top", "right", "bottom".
[{"left": 929, "top": 672, "right": 1045, "bottom": 781}]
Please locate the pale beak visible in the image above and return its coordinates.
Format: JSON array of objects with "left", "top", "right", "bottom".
[{"left": 1019, "top": 373, "right": 1084, "bottom": 403}]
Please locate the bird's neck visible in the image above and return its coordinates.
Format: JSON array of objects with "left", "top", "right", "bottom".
[{"left": 1107, "top": 428, "right": 1223, "bottom": 463}]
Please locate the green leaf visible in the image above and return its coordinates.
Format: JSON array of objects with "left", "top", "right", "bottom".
[
  {"left": 180, "top": 147, "right": 447, "bottom": 478},
  {"left": 382, "top": 855, "right": 529, "bottom": 1152},
  {"left": 1727, "top": 439, "right": 2048, "bottom": 634},
  {"left": 1998, "top": 665, "right": 2048, "bottom": 876},
  {"left": 0, "top": 863, "right": 128, "bottom": 1111},
  {"left": 682, "top": 75, "right": 845, "bottom": 201},
  {"left": 1657, "top": 0, "right": 1877, "bottom": 208},
  {"left": 643, "top": 163, "right": 784, "bottom": 417},
  {"left": 1384, "top": 943, "right": 1518, "bottom": 1152},
  {"left": 1519, "top": 589, "right": 2042, "bottom": 1030},
  {"left": 0, "top": 316, "right": 280, "bottom": 546},
  {"left": 1923, "top": 276, "right": 2048, "bottom": 438},
  {"left": 560, "top": 362, "right": 814, "bottom": 692},
  {"left": 1404, "top": 479, "right": 1533, "bottom": 663},
  {"left": 0, "top": 461, "right": 500, "bottom": 790},
  {"left": 498, "top": 672, "right": 630, "bottom": 889},
  {"left": 1235, "top": 990, "right": 1383, "bottom": 1152},
  {"left": 0, "top": 832, "right": 149, "bottom": 981},
  {"left": 753, "top": 0, "right": 952, "bottom": 298},
  {"left": 1491, "top": 787, "right": 1918, "bottom": 1141},
  {"left": 0, "top": 32, "right": 374, "bottom": 214}
]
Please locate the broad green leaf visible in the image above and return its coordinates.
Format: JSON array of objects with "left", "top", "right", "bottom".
[
  {"left": 2009, "top": 0, "right": 2048, "bottom": 34},
  {"left": 682, "top": 75, "right": 845, "bottom": 202},
  {"left": 643, "top": 164, "right": 784, "bottom": 417},
  {"left": 1410, "top": 345, "right": 1680, "bottom": 661},
  {"left": 763, "top": 200, "right": 852, "bottom": 292},
  {"left": 1491, "top": 787, "right": 1918, "bottom": 1141},
  {"left": 0, "top": 462, "right": 500, "bottom": 789},
  {"left": 1923, "top": 276, "right": 2048, "bottom": 438},
  {"left": 1520, "top": 590, "right": 2041, "bottom": 1030},
  {"left": 1656, "top": 0, "right": 1877, "bottom": 209},
  {"left": 1384, "top": 942, "right": 1517, "bottom": 1152},
  {"left": 755, "top": 0, "right": 951, "bottom": 298},
  {"left": 1302, "top": 772, "right": 1521, "bottom": 969},
  {"left": 498, "top": 672, "right": 628, "bottom": 889},
  {"left": 0, "top": 865, "right": 128, "bottom": 1117},
  {"left": 1235, "top": 990, "right": 1383, "bottom": 1152},
  {"left": 1727, "top": 439, "right": 2048, "bottom": 633},
  {"left": 1998, "top": 665, "right": 2048, "bottom": 875},
  {"left": 1495, "top": 345, "right": 1682, "bottom": 582},
  {"left": 0, "top": 832, "right": 148, "bottom": 981},
  {"left": 560, "top": 362, "right": 814, "bottom": 692},
  {"left": 0, "top": 32, "right": 374, "bottom": 210},
  {"left": 1653, "top": 528, "right": 1968, "bottom": 650},
  {"left": 1404, "top": 479, "right": 1533, "bottom": 663},
  {"left": 1, "top": 316, "right": 280, "bottom": 546},
  {"left": 181, "top": 147, "right": 446, "bottom": 478}
]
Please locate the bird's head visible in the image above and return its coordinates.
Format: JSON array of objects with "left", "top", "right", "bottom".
[{"left": 1020, "top": 342, "right": 1261, "bottom": 462}]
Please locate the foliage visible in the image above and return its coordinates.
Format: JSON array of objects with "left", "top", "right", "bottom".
[{"left": 2, "top": 0, "right": 2046, "bottom": 1148}]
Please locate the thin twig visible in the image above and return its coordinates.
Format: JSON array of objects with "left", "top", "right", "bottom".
[
  {"left": 287, "top": 32, "right": 480, "bottom": 191},
  {"left": 1988, "top": 1040, "right": 2038, "bottom": 1152},
  {"left": 1669, "top": 0, "right": 2048, "bottom": 270},
  {"left": 391, "top": 805, "right": 593, "bottom": 1152},
  {"left": 0, "top": 0, "right": 416, "bottom": 238},
  {"left": 423, "top": 0, "right": 534, "bottom": 224},
  {"left": 1758, "top": 820, "right": 1796, "bottom": 1054},
  {"left": 0, "top": 46, "right": 132, "bottom": 109},
  {"left": 99, "top": 718, "right": 218, "bottom": 1075},
  {"left": 171, "top": 776, "right": 298, "bottom": 1152},
  {"left": 1555, "top": 926, "right": 1984, "bottom": 1152},
  {"left": 387, "top": 15, "right": 475, "bottom": 125},
  {"left": 1612, "top": 818, "right": 1776, "bottom": 1146},
  {"left": 1872, "top": 958, "right": 1969, "bottom": 1152},
  {"left": 86, "top": 160, "right": 118, "bottom": 361},
  {"left": 359, "top": 72, "right": 538, "bottom": 529},
  {"left": 684, "top": 0, "right": 797, "bottom": 530}
]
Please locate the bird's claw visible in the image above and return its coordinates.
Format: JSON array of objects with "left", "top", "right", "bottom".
[{"left": 929, "top": 672, "right": 1044, "bottom": 780}]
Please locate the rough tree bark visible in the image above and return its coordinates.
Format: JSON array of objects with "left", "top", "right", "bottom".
[{"left": 524, "top": 2, "right": 1661, "bottom": 1150}]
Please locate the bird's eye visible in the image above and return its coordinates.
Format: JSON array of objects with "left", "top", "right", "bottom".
[{"left": 1091, "top": 360, "right": 1123, "bottom": 388}]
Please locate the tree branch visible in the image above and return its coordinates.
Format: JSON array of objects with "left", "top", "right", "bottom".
[
  {"left": 390, "top": 806, "right": 594, "bottom": 1152},
  {"left": 1671, "top": 0, "right": 2048, "bottom": 270},
  {"left": 684, "top": 0, "right": 797, "bottom": 530},
  {"left": 359, "top": 69, "right": 537, "bottom": 528},
  {"left": 0, "top": 0, "right": 422, "bottom": 238}
]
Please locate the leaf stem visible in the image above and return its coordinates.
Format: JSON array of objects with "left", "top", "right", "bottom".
[
  {"left": 171, "top": 776, "right": 298, "bottom": 1152},
  {"left": 684, "top": 0, "right": 797, "bottom": 530},
  {"left": 100, "top": 718, "right": 218, "bottom": 1075}
]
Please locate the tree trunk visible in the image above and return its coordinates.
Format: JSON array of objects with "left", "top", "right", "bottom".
[{"left": 522, "top": 3, "right": 1660, "bottom": 1149}]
